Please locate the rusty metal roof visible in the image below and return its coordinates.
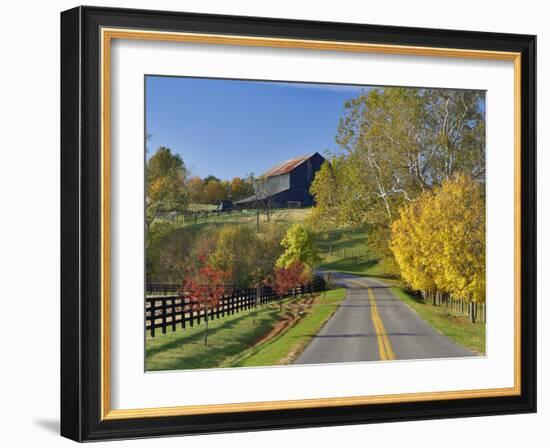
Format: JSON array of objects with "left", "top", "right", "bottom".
[{"left": 262, "top": 154, "right": 312, "bottom": 178}]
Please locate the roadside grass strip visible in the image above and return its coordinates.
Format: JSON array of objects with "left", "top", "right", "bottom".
[
  {"left": 222, "top": 288, "right": 347, "bottom": 367},
  {"left": 145, "top": 304, "right": 281, "bottom": 371},
  {"left": 391, "top": 287, "right": 485, "bottom": 354},
  {"left": 145, "top": 288, "right": 346, "bottom": 371}
]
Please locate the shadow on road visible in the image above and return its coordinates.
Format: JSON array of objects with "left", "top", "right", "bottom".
[{"left": 304, "top": 331, "right": 428, "bottom": 338}]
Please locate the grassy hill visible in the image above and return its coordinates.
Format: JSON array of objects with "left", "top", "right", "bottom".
[{"left": 314, "top": 227, "right": 394, "bottom": 278}]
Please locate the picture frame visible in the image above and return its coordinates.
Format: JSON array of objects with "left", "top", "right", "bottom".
[{"left": 60, "top": 5, "right": 536, "bottom": 441}]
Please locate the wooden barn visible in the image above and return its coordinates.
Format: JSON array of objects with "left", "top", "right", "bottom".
[{"left": 234, "top": 152, "right": 326, "bottom": 209}]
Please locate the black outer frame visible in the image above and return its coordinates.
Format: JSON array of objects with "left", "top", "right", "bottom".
[{"left": 60, "top": 6, "right": 536, "bottom": 442}]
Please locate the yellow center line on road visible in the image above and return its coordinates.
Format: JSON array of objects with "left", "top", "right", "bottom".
[
  {"left": 367, "top": 287, "right": 395, "bottom": 361},
  {"left": 348, "top": 279, "right": 395, "bottom": 361}
]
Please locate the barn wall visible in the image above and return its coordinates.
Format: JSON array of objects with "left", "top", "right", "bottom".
[
  {"left": 286, "top": 152, "right": 326, "bottom": 206},
  {"left": 236, "top": 153, "right": 326, "bottom": 208}
]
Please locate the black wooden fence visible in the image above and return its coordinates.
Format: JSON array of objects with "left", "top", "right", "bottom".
[
  {"left": 422, "top": 291, "right": 486, "bottom": 324},
  {"left": 145, "top": 276, "right": 327, "bottom": 337}
]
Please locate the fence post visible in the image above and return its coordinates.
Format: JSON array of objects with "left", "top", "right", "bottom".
[
  {"left": 180, "top": 297, "right": 189, "bottom": 330},
  {"left": 161, "top": 299, "right": 167, "bottom": 334},
  {"left": 150, "top": 299, "right": 155, "bottom": 337},
  {"left": 171, "top": 298, "right": 176, "bottom": 332}
]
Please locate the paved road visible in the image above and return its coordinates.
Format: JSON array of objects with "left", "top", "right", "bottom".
[{"left": 294, "top": 273, "right": 473, "bottom": 364}]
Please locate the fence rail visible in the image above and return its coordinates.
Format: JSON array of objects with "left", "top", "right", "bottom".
[
  {"left": 145, "top": 277, "right": 326, "bottom": 337},
  {"left": 422, "top": 291, "right": 486, "bottom": 323}
]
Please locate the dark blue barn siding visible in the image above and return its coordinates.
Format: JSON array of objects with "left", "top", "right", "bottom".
[
  {"left": 288, "top": 152, "right": 325, "bottom": 206},
  {"left": 270, "top": 152, "right": 325, "bottom": 207}
]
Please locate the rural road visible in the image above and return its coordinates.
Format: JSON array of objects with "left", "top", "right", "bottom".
[{"left": 294, "top": 273, "right": 474, "bottom": 364}]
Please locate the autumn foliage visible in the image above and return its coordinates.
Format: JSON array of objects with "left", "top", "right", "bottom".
[
  {"left": 269, "top": 261, "right": 309, "bottom": 298},
  {"left": 182, "top": 256, "right": 231, "bottom": 344},
  {"left": 183, "top": 256, "right": 230, "bottom": 309},
  {"left": 390, "top": 174, "right": 485, "bottom": 304}
]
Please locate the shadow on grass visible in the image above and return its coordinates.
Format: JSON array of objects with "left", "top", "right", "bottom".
[
  {"left": 317, "top": 259, "right": 397, "bottom": 281},
  {"left": 146, "top": 307, "right": 282, "bottom": 371},
  {"left": 318, "top": 258, "right": 377, "bottom": 272},
  {"left": 400, "top": 289, "right": 425, "bottom": 304},
  {"left": 146, "top": 309, "right": 269, "bottom": 357}
]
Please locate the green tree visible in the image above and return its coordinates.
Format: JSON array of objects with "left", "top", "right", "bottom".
[
  {"left": 312, "top": 87, "right": 485, "bottom": 264},
  {"left": 208, "top": 223, "right": 286, "bottom": 289},
  {"left": 203, "top": 174, "right": 221, "bottom": 184},
  {"left": 276, "top": 224, "right": 319, "bottom": 273},
  {"left": 209, "top": 225, "right": 258, "bottom": 288},
  {"left": 146, "top": 147, "right": 189, "bottom": 229}
]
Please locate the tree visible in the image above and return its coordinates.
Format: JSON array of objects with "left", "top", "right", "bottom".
[
  {"left": 390, "top": 195, "right": 437, "bottom": 294},
  {"left": 146, "top": 147, "right": 189, "bottom": 229},
  {"left": 247, "top": 174, "right": 283, "bottom": 227},
  {"left": 390, "top": 174, "right": 485, "bottom": 319},
  {"left": 270, "top": 261, "right": 309, "bottom": 312},
  {"left": 310, "top": 155, "right": 367, "bottom": 226},
  {"left": 183, "top": 256, "right": 230, "bottom": 345},
  {"left": 203, "top": 174, "right": 221, "bottom": 184},
  {"left": 145, "top": 221, "right": 180, "bottom": 283},
  {"left": 309, "top": 161, "right": 337, "bottom": 220},
  {"left": 311, "top": 87, "right": 485, "bottom": 265},
  {"left": 230, "top": 177, "right": 254, "bottom": 201},
  {"left": 187, "top": 176, "right": 205, "bottom": 203},
  {"left": 203, "top": 179, "right": 229, "bottom": 204},
  {"left": 209, "top": 225, "right": 258, "bottom": 288},
  {"left": 276, "top": 224, "right": 319, "bottom": 273}
]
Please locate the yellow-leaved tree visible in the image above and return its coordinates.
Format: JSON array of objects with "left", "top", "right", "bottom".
[{"left": 390, "top": 174, "right": 485, "bottom": 307}]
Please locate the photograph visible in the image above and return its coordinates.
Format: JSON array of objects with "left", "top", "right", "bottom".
[
  {"left": 57, "top": 4, "right": 537, "bottom": 442},
  {"left": 144, "top": 76, "right": 487, "bottom": 372}
]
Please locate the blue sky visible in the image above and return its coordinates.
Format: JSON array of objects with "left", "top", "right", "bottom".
[{"left": 145, "top": 76, "right": 366, "bottom": 180}]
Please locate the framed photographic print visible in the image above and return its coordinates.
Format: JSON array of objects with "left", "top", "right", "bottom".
[{"left": 60, "top": 6, "right": 536, "bottom": 442}]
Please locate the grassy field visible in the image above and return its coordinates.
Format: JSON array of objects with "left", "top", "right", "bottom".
[
  {"left": 145, "top": 288, "right": 346, "bottom": 371},
  {"left": 315, "top": 228, "right": 396, "bottom": 278},
  {"left": 188, "top": 203, "right": 217, "bottom": 211},
  {"left": 222, "top": 288, "right": 346, "bottom": 367},
  {"left": 391, "top": 287, "right": 486, "bottom": 354},
  {"left": 179, "top": 207, "right": 313, "bottom": 228}
]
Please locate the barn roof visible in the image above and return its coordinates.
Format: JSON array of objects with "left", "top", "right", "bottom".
[
  {"left": 262, "top": 153, "right": 315, "bottom": 178},
  {"left": 234, "top": 152, "right": 324, "bottom": 206}
]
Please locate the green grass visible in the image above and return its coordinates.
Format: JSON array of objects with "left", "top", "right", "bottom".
[
  {"left": 316, "top": 227, "right": 368, "bottom": 256},
  {"left": 179, "top": 208, "right": 311, "bottom": 228},
  {"left": 188, "top": 203, "right": 217, "bottom": 211},
  {"left": 145, "top": 305, "right": 281, "bottom": 371},
  {"left": 391, "top": 287, "right": 486, "bottom": 355},
  {"left": 315, "top": 227, "right": 388, "bottom": 275},
  {"left": 222, "top": 288, "right": 347, "bottom": 367},
  {"left": 317, "top": 258, "right": 397, "bottom": 279},
  {"left": 315, "top": 227, "right": 397, "bottom": 279},
  {"left": 145, "top": 288, "right": 345, "bottom": 371}
]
